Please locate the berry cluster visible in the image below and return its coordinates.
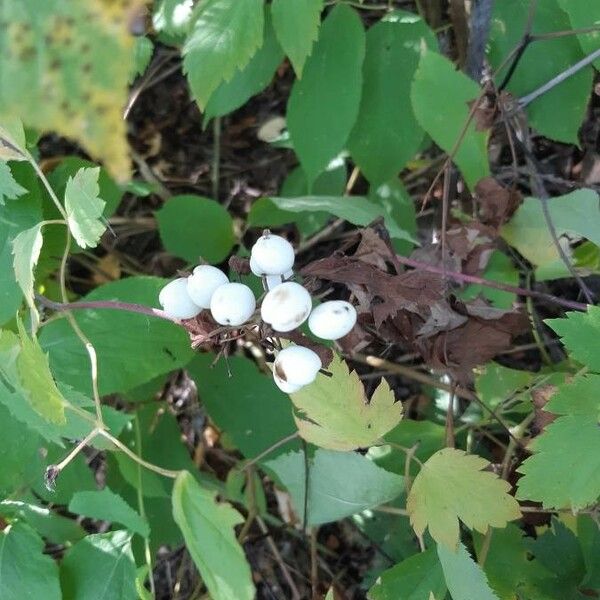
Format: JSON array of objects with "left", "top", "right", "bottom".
[{"left": 158, "top": 232, "right": 357, "bottom": 393}]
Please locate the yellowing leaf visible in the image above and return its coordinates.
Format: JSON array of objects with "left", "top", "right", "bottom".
[
  {"left": 407, "top": 448, "right": 520, "bottom": 549},
  {"left": 291, "top": 353, "right": 403, "bottom": 451},
  {"left": 64, "top": 167, "right": 106, "bottom": 249},
  {"left": 16, "top": 319, "right": 66, "bottom": 425},
  {"left": 0, "top": 1, "right": 144, "bottom": 180}
]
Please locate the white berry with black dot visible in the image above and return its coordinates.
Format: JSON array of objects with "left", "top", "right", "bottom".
[
  {"left": 210, "top": 282, "right": 256, "bottom": 326},
  {"left": 251, "top": 232, "right": 295, "bottom": 276},
  {"left": 260, "top": 281, "right": 312, "bottom": 332},
  {"left": 274, "top": 345, "right": 322, "bottom": 390},
  {"left": 186, "top": 265, "right": 229, "bottom": 308},
  {"left": 159, "top": 278, "right": 203, "bottom": 320},
  {"left": 308, "top": 300, "right": 357, "bottom": 340}
]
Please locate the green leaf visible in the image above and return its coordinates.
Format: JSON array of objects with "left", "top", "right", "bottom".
[
  {"left": 578, "top": 515, "right": 600, "bottom": 590},
  {"left": 0, "top": 1, "right": 142, "bottom": 180},
  {"left": 501, "top": 189, "right": 600, "bottom": 280},
  {"left": 16, "top": 318, "right": 67, "bottom": 424},
  {"left": 60, "top": 531, "right": 137, "bottom": 600},
  {"left": 12, "top": 222, "right": 43, "bottom": 308},
  {"left": 183, "top": 0, "right": 264, "bottom": 109},
  {"left": 348, "top": 13, "right": 435, "bottom": 184},
  {"left": 266, "top": 195, "right": 416, "bottom": 242},
  {"left": 69, "top": 488, "right": 149, "bottom": 537},
  {"left": 488, "top": 0, "right": 592, "bottom": 144},
  {"left": 287, "top": 5, "right": 365, "bottom": 184},
  {"left": 473, "top": 524, "right": 547, "bottom": 600},
  {"left": 557, "top": 0, "right": 600, "bottom": 69},
  {"left": 39, "top": 277, "right": 194, "bottom": 396},
  {"left": 0, "top": 162, "right": 26, "bottom": 205},
  {"left": 475, "top": 362, "right": 534, "bottom": 411},
  {"left": 546, "top": 307, "right": 600, "bottom": 372},
  {"left": 265, "top": 448, "right": 404, "bottom": 526},
  {"left": 0, "top": 118, "right": 27, "bottom": 161},
  {"left": 546, "top": 374, "right": 600, "bottom": 418},
  {"left": 411, "top": 50, "right": 489, "bottom": 189},
  {"left": 271, "top": 0, "right": 323, "bottom": 77},
  {"left": 64, "top": 167, "right": 106, "bottom": 249},
  {"left": 0, "top": 162, "right": 43, "bottom": 325},
  {"left": 291, "top": 354, "right": 403, "bottom": 451},
  {"left": 437, "top": 542, "right": 500, "bottom": 600},
  {"left": 0, "top": 523, "right": 61, "bottom": 600},
  {"left": 187, "top": 354, "right": 299, "bottom": 460},
  {"left": 130, "top": 36, "right": 154, "bottom": 83},
  {"left": 367, "top": 547, "right": 446, "bottom": 600},
  {"left": 205, "top": 7, "right": 283, "bottom": 120},
  {"left": 156, "top": 194, "right": 235, "bottom": 263},
  {"left": 407, "top": 448, "right": 521, "bottom": 549},
  {"left": 172, "top": 471, "right": 255, "bottom": 600},
  {"left": 516, "top": 415, "right": 600, "bottom": 510}
]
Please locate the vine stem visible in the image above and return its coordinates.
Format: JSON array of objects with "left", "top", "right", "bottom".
[
  {"left": 28, "top": 157, "right": 105, "bottom": 423},
  {"left": 97, "top": 429, "right": 181, "bottom": 479}
]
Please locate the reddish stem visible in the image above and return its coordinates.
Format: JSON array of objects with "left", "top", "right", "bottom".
[{"left": 393, "top": 255, "right": 589, "bottom": 312}]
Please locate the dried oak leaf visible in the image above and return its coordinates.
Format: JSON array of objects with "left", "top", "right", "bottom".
[{"left": 475, "top": 177, "right": 522, "bottom": 229}]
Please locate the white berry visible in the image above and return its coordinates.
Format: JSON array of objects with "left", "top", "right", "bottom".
[
  {"left": 186, "top": 265, "right": 229, "bottom": 308},
  {"left": 159, "top": 278, "right": 202, "bottom": 320},
  {"left": 273, "top": 373, "right": 304, "bottom": 394},
  {"left": 210, "top": 282, "right": 256, "bottom": 326},
  {"left": 249, "top": 254, "right": 265, "bottom": 277},
  {"left": 260, "top": 281, "right": 312, "bottom": 332},
  {"left": 274, "top": 345, "right": 322, "bottom": 387},
  {"left": 308, "top": 301, "right": 357, "bottom": 340},
  {"left": 251, "top": 233, "right": 295, "bottom": 275}
]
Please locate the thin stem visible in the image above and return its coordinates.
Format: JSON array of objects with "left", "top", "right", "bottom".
[
  {"left": 55, "top": 428, "right": 101, "bottom": 472},
  {"left": 374, "top": 505, "right": 409, "bottom": 517},
  {"left": 135, "top": 416, "right": 156, "bottom": 598},
  {"left": 241, "top": 432, "right": 301, "bottom": 471},
  {"left": 36, "top": 295, "right": 178, "bottom": 323},
  {"left": 98, "top": 429, "right": 181, "bottom": 479},
  {"left": 212, "top": 116, "right": 221, "bottom": 200},
  {"left": 390, "top": 254, "right": 589, "bottom": 312}
]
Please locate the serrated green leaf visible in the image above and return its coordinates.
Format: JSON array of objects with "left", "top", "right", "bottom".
[
  {"left": 187, "top": 354, "right": 299, "bottom": 460},
  {"left": 39, "top": 277, "right": 194, "bottom": 396},
  {"left": 517, "top": 415, "right": 600, "bottom": 509},
  {"left": 271, "top": 0, "right": 323, "bottom": 76},
  {"left": 11, "top": 222, "right": 43, "bottom": 308},
  {"left": 16, "top": 318, "right": 66, "bottom": 425},
  {"left": 367, "top": 547, "right": 446, "bottom": 600},
  {"left": 348, "top": 14, "right": 435, "bottom": 185},
  {"left": 205, "top": 7, "right": 283, "bottom": 120},
  {"left": 488, "top": 0, "right": 592, "bottom": 144},
  {"left": 0, "top": 162, "right": 26, "bottom": 205},
  {"left": 557, "top": 0, "right": 600, "bottom": 69},
  {"left": 130, "top": 36, "right": 154, "bottom": 83},
  {"left": 266, "top": 195, "right": 416, "bottom": 242},
  {"left": 411, "top": 50, "right": 489, "bottom": 189},
  {"left": 501, "top": 190, "right": 600, "bottom": 280},
  {"left": 437, "top": 542, "right": 499, "bottom": 600},
  {"left": 64, "top": 167, "right": 106, "bottom": 249},
  {"left": 546, "top": 373, "right": 600, "bottom": 418},
  {"left": 291, "top": 354, "right": 403, "bottom": 451},
  {"left": 156, "top": 194, "right": 235, "bottom": 263},
  {"left": 545, "top": 307, "right": 600, "bottom": 372},
  {"left": 407, "top": 448, "right": 520, "bottom": 549},
  {"left": 0, "top": 1, "right": 143, "bottom": 180},
  {"left": 69, "top": 488, "right": 149, "bottom": 537},
  {"left": 172, "top": 471, "right": 255, "bottom": 600},
  {"left": 183, "top": 0, "right": 264, "bottom": 109},
  {"left": 60, "top": 531, "right": 137, "bottom": 600},
  {"left": 0, "top": 523, "right": 61, "bottom": 600},
  {"left": 287, "top": 5, "right": 365, "bottom": 184},
  {"left": 266, "top": 448, "right": 404, "bottom": 526}
]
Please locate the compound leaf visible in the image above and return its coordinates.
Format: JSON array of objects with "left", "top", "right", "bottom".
[
  {"left": 172, "top": 471, "right": 255, "bottom": 600},
  {"left": 183, "top": 0, "right": 264, "bottom": 109},
  {"left": 407, "top": 448, "right": 520, "bottom": 549},
  {"left": 271, "top": 0, "right": 323, "bottom": 77},
  {"left": 291, "top": 354, "right": 403, "bottom": 451}
]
